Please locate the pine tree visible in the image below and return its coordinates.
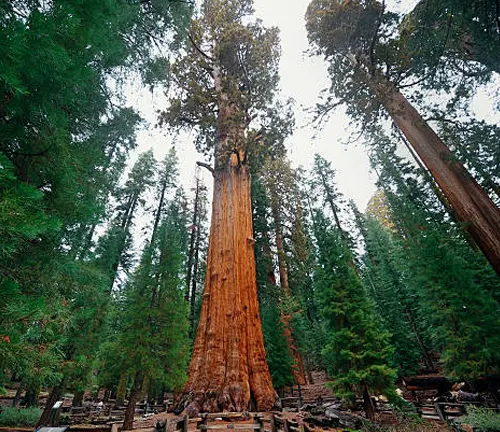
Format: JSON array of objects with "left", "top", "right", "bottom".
[
  {"left": 95, "top": 150, "right": 157, "bottom": 291},
  {"left": 305, "top": 0, "right": 500, "bottom": 276},
  {"left": 119, "top": 196, "right": 190, "bottom": 430},
  {"left": 360, "top": 210, "right": 434, "bottom": 374},
  {"left": 370, "top": 133, "right": 500, "bottom": 379},
  {"left": 313, "top": 210, "right": 396, "bottom": 421}
]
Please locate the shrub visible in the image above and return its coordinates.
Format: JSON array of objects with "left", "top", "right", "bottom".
[
  {"left": 460, "top": 406, "right": 500, "bottom": 431},
  {"left": 0, "top": 407, "right": 41, "bottom": 427}
]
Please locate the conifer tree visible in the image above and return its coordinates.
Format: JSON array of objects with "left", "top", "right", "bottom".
[
  {"left": 369, "top": 133, "right": 500, "bottom": 379},
  {"left": 95, "top": 150, "right": 157, "bottom": 291},
  {"left": 0, "top": 0, "right": 192, "bottom": 406},
  {"left": 119, "top": 196, "right": 190, "bottom": 430},
  {"left": 359, "top": 210, "right": 434, "bottom": 374},
  {"left": 159, "top": 0, "right": 282, "bottom": 413},
  {"left": 250, "top": 175, "right": 295, "bottom": 391},
  {"left": 313, "top": 210, "right": 396, "bottom": 421},
  {"left": 305, "top": 0, "right": 500, "bottom": 276}
]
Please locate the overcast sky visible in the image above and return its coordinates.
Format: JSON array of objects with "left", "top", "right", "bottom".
[{"left": 128, "top": 0, "right": 420, "bottom": 218}]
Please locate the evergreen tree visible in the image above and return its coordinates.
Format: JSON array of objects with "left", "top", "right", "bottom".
[
  {"left": 360, "top": 210, "right": 434, "bottom": 374},
  {"left": 369, "top": 133, "right": 500, "bottom": 379},
  {"left": 159, "top": 0, "right": 282, "bottom": 412},
  {"left": 313, "top": 210, "right": 396, "bottom": 421},
  {"left": 305, "top": 0, "right": 500, "bottom": 276}
]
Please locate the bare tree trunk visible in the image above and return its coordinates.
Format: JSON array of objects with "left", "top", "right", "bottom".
[
  {"left": 177, "top": 156, "right": 276, "bottom": 414},
  {"left": 362, "top": 385, "right": 376, "bottom": 421},
  {"left": 72, "top": 390, "right": 84, "bottom": 407},
  {"left": 373, "top": 77, "right": 500, "bottom": 276},
  {"left": 36, "top": 383, "right": 64, "bottom": 427},
  {"left": 123, "top": 372, "right": 143, "bottom": 431},
  {"left": 186, "top": 177, "right": 201, "bottom": 300},
  {"left": 116, "top": 372, "right": 128, "bottom": 407},
  {"left": 189, "top": 222, "right": 202, "bottom": 338}
]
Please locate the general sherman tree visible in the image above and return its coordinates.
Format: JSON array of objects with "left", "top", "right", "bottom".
[
  {"left": 306, "top": 0, "right": 500, "bottom": 277},
  {"left": 159, "top": 0, "right": 280, "bottom": 413}
]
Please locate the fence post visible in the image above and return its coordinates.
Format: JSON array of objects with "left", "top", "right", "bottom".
[
  {"left": 183, "top": 415, "right": 189, "bottom": 432},
  {"left": 270, "top": 414, "right": 276, "bottom": 432},
  {"left": 254, "top": 415, "right": 265, "bottom": 432},
  {"left": 283, "top": 419, "right": 289, "bottom": 432}
]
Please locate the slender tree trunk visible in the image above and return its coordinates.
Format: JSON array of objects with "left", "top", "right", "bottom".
[
  {"left": 37, "top": 383, "right": 64, "bottom": 427},
  {"left": 24, "top": 384, "right": 40, "bottom": 408},
  {"left": 404, "top": 307, "right": 434, "bottom": 371},
  {"left": 72, "top": 390, "right": 84, "bottom": 407},
  {"left": 186, "top": 178, "right": 200, "bottom": 301},
  {"left": 372, "top": 76, "right": 500, "bottom": 276},
  {"left": 123, "top": 372, "right": 143, "bottom": 431},
  {"left": 189, "top": 223, "right": 201, "bottom": 338},
  {"left": 270, "top": 200, "right": 306, "bottom": 385},
  {"left": 273, "top": 207, "right": 290, "bottom": 292},
  {"left": 362, "top": 385, "right": 376, "bottom": 421},
  {"left": 116, "top": 372, "right": 128, "bottom": 407},
  {"left": 177, "top": 156, "right": 276, "bottom": 414},
  {"left": 12, "top": 384, "right": 24, "bottom": 407}
]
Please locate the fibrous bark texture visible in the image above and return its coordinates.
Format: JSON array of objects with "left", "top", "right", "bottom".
[
  {"left": 179, "top": 155, "right": 276, "bottom": 414},
  {"left": 378, "top": 80, "right": 500, "bottom": 277}
]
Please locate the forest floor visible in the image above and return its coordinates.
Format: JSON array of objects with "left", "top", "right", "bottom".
[{"left": 131, "top": 371, "right": 452, "bottom": 432}]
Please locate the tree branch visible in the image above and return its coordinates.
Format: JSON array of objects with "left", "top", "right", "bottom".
[
  {"left": 188, "top": 32, "right": 214, "bottom": 64},
  {"left": 196, "top": 161, "right": 214, "bottom": 174}
]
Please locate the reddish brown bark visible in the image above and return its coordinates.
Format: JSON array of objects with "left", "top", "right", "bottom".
[
  {"left": 178, "top": 153, "right": 276, "bottom": 414},
  {"left": 373, "top": 77, "right": 500, "bottom": 276}
]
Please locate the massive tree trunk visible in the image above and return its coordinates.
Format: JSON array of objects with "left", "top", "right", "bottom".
[
  {"left": 178, "top": 153, "right": 276, "bottom": 414},
  {"left": 372, "top": 76, "right": 500, "bottom": 276}
]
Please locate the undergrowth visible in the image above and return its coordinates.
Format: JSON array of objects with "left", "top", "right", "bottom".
[
  {"left": 0, "top": 407, "right": 42, "bottom": 426},
  {"left": 460, "top": 406, "right": 500, "bottom": 431}
]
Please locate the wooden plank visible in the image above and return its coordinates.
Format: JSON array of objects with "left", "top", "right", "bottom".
[
  {"left": 433, "top": 403, "right": 445, "bottom": 421},
  {"left": 283, "top": 419, "right": 289, "bottom": 432},
  {"left": 198, "top": 426, "right": 260, "bottom": 430},
  {"left": 254, "top": 415, "right": 265, "bottom": 432},
  {"left": 270, "top": 414, "right": 276, "bottom": 432}
]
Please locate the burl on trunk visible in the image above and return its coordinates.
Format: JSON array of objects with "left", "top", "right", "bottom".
[{"left": 178, "top": 153, "right": 276, "bottom": 414}]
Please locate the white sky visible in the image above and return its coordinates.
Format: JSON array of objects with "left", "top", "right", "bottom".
[{"left": 127, "top": 0, "right": 420, "bottom": 223}]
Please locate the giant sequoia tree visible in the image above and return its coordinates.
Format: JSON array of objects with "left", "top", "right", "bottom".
[
  {"left": 159, "top": 0, "right": 280, "bottom": 413},
  {"left": 305, "top": 0, "right": 500, "bottom": 276}
]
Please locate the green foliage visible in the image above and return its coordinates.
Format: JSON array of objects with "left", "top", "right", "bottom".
[
  {"left": 400, "top": 0, "right": 500, "bottom": 77},
  {"left": 261, "top": 300, "right": 294, "bottom": 389},
  {"left": 361, "top": 216, "right": 429, "bottom": 375},
  {"left": 116, "top": 200, "right": 191, "bottom": 391},
  {"left": 98, "top": 155, "right": 190, "bottom": 396},
  {"left": 0, "top": 0, "right": 191, "bottom": 400},
  {"left": 368, "top": 131, "right": 500, "bottom": 379},
  {"left": 460, "top": 406, "right": 500, "bottom": 432},
  {"left": 0, "top": 153, "right": 60, "bottom": 259},
  {"left": 159, "top": 0, "right": 281, "bottom": 158},
  {"left": 313, "top": 211, "right": 396, "bottom": 401},
  {"left": 0, "top": 407, "right": 42, "bottom": 427}
]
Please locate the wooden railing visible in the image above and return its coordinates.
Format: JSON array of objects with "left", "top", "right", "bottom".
[{"left": 173, "top": 413, "right": 313, "bottom": 432}]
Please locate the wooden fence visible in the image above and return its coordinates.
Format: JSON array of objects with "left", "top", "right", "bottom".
[{"left": 174, "top": 413, "right": 313, "bottom": 432}]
